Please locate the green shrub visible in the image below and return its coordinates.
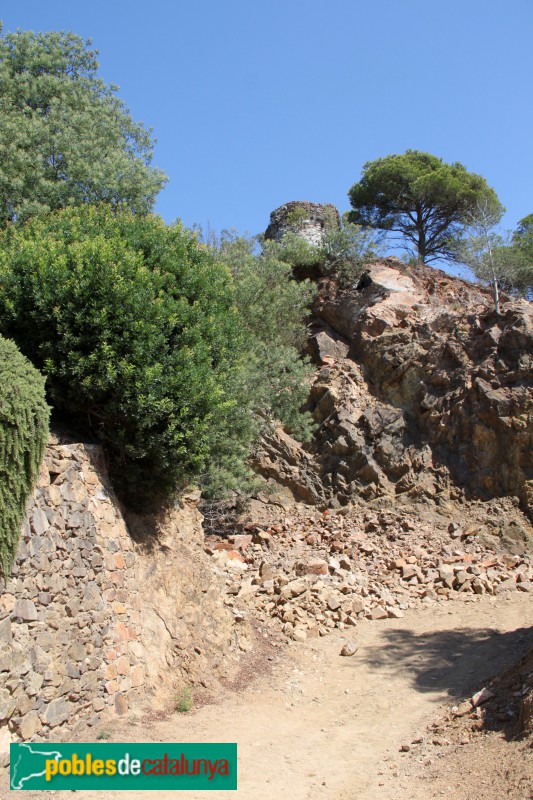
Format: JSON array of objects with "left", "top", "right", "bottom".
[
  {"left": 175, "top": 686, "right": 193, "bottom": 713},
  {"left": 206, "top": 230, "right": 316, "bottom": 444},
  {"left": 263, "top": 224, "right": 380, "bottom": 287},
  {"left": 0, "top": 336, "right": 49, "bottom": 575},
  {"left": 0, "top": 205, "right": 253, "bottom": 510},
  {"left": 264, "top": 231, "right": 324, "bottom": 270},
  {"left": 321, "top": 222, "right": 379, "bottom": 283}
]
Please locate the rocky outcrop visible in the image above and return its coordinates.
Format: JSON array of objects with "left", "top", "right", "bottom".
[
  {"left": 255, "top": 253, "right": 533, "bottom": 524},
  {"left": 251, "top": 427, "right": 326, "bottom": 506},
  {"left": 0, "top": 437, "right": 249, "bottom": 750}
]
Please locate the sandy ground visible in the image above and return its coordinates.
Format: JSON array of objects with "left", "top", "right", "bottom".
[{"left": 3, "top": 593, "right": 533, "bottom": 800}]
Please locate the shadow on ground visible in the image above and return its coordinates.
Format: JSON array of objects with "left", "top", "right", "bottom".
[{"left": 357, "top": 623, "right": 533, "bottom": 700}]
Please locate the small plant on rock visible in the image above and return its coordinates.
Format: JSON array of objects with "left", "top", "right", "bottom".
[{"left": 176, "top": 686, "right": 193, "bottom": 713}]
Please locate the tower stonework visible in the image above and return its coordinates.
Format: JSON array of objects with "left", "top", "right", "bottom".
[{"left": 264, "top": 201, "right": 340, "bottom": 246}]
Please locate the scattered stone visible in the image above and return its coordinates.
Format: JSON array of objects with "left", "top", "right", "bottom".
[
  {"left": 452, "top": 701, "right": 473, "bottom": 717},
  {"left": 340, "top": 643, "right": 358, "bottom": 657},
  {"left": 387, "top": 607, "right": 404, "bottom": 619},
  {"left": 471, "top": 687, "right": 495, "bottom": 707},
  {"left": 327, "top": 597, "right": 341, "bottom": 612},
  {"left": 259, "top": 561, "right": 275, "bottom": 581},
  {"left": 351, "top": 597, "right": 365, "bottom": 614},
  {"left": 295, "top": 559, "right": 328, "bottom": 577},
  {"left": 292, "top": 627, "right": 308, "bottom": 643},
  {"left": 401, "top": 565, "right": 418, "bottom": 581}
]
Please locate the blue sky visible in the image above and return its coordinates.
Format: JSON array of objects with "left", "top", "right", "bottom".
[{"left": 3, "top": 1, "right": 532, "bottom": 260}]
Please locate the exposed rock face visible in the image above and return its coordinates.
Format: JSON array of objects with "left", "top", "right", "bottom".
[
  {"left": 255, "top": 256, "right": 533, "bottom": 524},
  {"left": 264, "top": 201, "right": 340, "bottom": 247},
  {"left": 0, "top": 438, "right": 248, "bottom": 744},
  {"left": 127, "top": 497, "right": 247, "bottom": 705},
  {"left": 251, "top": 427, "right": 326, "bottom": 507}
]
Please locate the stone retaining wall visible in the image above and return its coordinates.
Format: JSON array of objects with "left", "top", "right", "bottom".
[
  {"left": 0, "top": 442, "right": 145, "bottom": 743},
  {"left": 0, "top": 438, "right": 244, "bottom": 754}
]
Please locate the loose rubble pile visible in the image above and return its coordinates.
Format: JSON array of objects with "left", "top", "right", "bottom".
[
  {"left": 398, "top": 655, "right": 533, "bottom": 757},
  {"left": 205, "top": 506, "right": 533, "bottom": 643}
]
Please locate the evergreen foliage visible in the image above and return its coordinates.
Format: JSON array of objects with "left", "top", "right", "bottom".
[
  {"left": 204, "top": 230, "right": 316, "bottom": 443},
  {"left": 0, "top": 336, "right": 49, "bottom": 575},
  {"left": 509, "top": 214, "right": 533, "bottom": 296},
  {"left": 263, "top": 223, "right": 379, "bottom": 286},
  {"left": 452, "top": 201, "right": 533, "bottom": 307},
  {"left": 0, "top": 205, "right": 253, "bottom": 509},
  {"left": 347, "top": 150, "right": 503, "bottom": 263},
  {"left": 319, "top": 222, "right": 380, "bottom": 284},
  {"left": 0, "top": 27, "right": 166, "bottom": 225}
]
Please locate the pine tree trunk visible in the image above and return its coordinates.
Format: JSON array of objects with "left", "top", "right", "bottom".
[{"left": 492, "top": 277, "right": 500, "bottom": 315}]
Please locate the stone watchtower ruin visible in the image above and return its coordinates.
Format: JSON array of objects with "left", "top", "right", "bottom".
[{"left": 264, "top": 201, "right": 340, "bottom": 246}]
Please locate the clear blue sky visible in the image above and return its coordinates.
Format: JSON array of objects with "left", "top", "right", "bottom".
[{"left": 3, "top": 1, "right": 533, "bottom": 251}]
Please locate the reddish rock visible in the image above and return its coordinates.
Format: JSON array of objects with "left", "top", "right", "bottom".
[
  {"left": 294, "top": 559, "right": 329, "bottom": 577},
  {"left": 114, "top": 621, "right": 129, "bottom": 642},
  {"left": 115, "top": 656, "right": 130, "bottom": 675},
  {"left": 369, "top": 606, "right": 389, "bottom": 620},
  {"left": 227, "top": 550, "right": 245, "bottom": 563},
  {"left": 232, "top": 535, "right": 253, "bottom": 552},
  {"left": 114, "top": 553, "right": 126, "bottom": 570}
]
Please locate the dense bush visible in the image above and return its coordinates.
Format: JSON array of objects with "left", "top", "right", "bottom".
[
  {"left": 508, "top": 214, "right": 533, "bottom": 297},
  {"left": 264, "top": 231, "right": 324, "bottom": 271},
  {"left": 204, "top": 231, "right": 316, "bottom": 443},
  {"left": 0, "top": 336, "right": 49, "bottom": 575},
  {"left": 320, "top": 222, "right": 380, "bottom": 284},
  {"left": 0, "top": 206, "right": 252, "bottom": 509},
  {"left": 263, "top": 223, "right": 379, "bottom": 286}
]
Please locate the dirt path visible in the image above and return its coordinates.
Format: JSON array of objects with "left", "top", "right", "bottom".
[{"left": 4, "top": 593, "right": 533, "bottom": 800}]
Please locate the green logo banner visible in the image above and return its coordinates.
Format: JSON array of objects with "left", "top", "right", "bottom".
[{"left": 10, "top": 742, "right": 237, "bottom": 791}]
